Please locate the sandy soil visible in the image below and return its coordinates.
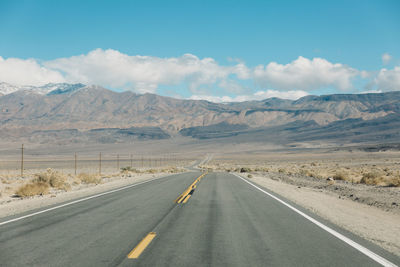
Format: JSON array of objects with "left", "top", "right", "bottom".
[
  {"left": 0, "top": 172, "right": 172, "bottom": 219},
  {"left": 239, "top": 172, "right": 400, "bottom": 257}
]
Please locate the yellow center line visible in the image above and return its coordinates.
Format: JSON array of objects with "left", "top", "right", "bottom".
[
  {"left": 182, "top": 194, "right": 192, "bottom": 203},
  {"left": 127, "top": 232, "right": 157, "bottom": 259},
  {"left": 175, "top": 172, "right": 207, "bottom": 204}
]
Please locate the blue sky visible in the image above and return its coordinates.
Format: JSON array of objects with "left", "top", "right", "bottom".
[{"left": 0, "top": 0, "right": 399, "bottom": 101}]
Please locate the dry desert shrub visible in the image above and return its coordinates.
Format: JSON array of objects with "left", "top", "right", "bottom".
[
  {"left": 161, "top": 167, "right": 184, "bottom": 173},
  {"left": 278, "top": 168, "right": 285, "bottom": 173},
  {"left": 121, "top": 167, "right": 141, "bottom": 173},
  {"left": 146, "top": 169, "right": 158, "bottom": 174},
  {"left": 386, "top": 176, "right": 400, "bottom": 187},
  {"left": 333, "top": 171, "right": 348, "bottom": 181},
  {"left": 360, "top": 172, "right": 384, "bottom": 185},
  {"left": 360, "top": 172, "right": 400, "bottom": 187},
  {"left": 34, "top": 169, "right": 70, "bottom": 191},
  {"left": 1, "top": 178, "right": 11, "bottom": 184},
  {"left": 240, "top": 167, "right": 252, "bottom": 173},
  {"left": 15, "top": 182, "right": 49, "bottom": 197},
  {"left": 77, "top": 173, "right": 102, "bottom": 184}
]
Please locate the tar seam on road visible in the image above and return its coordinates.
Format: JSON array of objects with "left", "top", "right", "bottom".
[
  {"left": 233, "top": 173, "right": 398, "bottom": 267},
  {"left": 175, "top": 172, "right": 206, "bottom": 204},
  {"left": 0, "top": 174, "right": 173, "bottom": 227},
  {"left": 127, "top": 232, "right": 157, "bottom": 259}
]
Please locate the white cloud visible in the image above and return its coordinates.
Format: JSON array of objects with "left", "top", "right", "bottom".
[
  {"left": 360, "top": 90, "right": 382, "bottom": 94},
  {"left": 44, "top": 49, "right": 242, "bottom": 93},
  {"left": 372, "top": 66, "right": 400, "bottom": 91},
  {"left": 253, "top": 56, "right": 358, "bottom": 91},
  {"left": 189, "top": 89, "right": 308, "bottom": 103},
  {"left": 382, "top": 53, "right": 392, "bottom": 65},
  {"left": 6, "top": 49, "right": 400, "bottom": 100},
  {"left": 0, "top": 56, "right": 65, "bottom": 86},
  {"left": 253, "top": 89, "right": 309, "bottom": 100}
]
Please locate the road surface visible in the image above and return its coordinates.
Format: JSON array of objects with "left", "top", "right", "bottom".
[{"left": 0, "top": 171, "right": 399, "bottom": 266}]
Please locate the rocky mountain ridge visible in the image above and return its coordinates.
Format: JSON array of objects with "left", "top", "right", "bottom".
[{"left": 0, "top": 82, "right": 399, "bottom": 145}]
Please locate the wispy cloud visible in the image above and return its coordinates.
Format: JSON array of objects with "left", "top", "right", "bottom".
[
  {"left": 382, "top": 53, "right": 392, "bottom": 65},
  {"left": 189, "top": 89, "right": 309, "bottom": 102}
]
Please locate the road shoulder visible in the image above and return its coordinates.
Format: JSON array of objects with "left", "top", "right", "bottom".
[
  {"left": 236, "top": 172, "right": 400, "bottom": 258},
  {"left": 0, "top": 172, "right": 172, "bottom": 219}
]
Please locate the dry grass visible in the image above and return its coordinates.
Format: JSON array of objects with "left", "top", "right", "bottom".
[
  {"left": 203, "top": 153, "right": 400, "bottom": 187},
  {"left": 333, "top": 172, "right": 348, "bottom": 181},
  {"left": 15, "top": 182, "right": 49, "bottom": 197},
  {"left": 77, "top": 173, "right": 102, "bottom": 184},
  {"left": 120, "top": 166, "right": 185, "bottom": 175},
  {"left": 34, "top": 168, "right": 70, "bottom": 190}
]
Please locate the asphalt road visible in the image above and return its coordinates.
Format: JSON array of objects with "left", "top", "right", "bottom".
[{"left": 0, "top": 171, "right": 399, "bottom": 266}]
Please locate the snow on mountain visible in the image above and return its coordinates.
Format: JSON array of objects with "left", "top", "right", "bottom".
[
  {"left": 0, "top": 82, "right": 86, "bottom": 96},
  {"left": 0, "top": 82, "right": 25, "bottom": 95}
]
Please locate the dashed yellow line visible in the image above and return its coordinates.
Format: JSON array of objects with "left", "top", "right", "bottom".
[{"left": 127, "top": 232, "right": 156, "bottom": 259}]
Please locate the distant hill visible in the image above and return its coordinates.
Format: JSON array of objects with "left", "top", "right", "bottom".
[{"left": 0, "top": 82, "right": 399, "bottom": 146}]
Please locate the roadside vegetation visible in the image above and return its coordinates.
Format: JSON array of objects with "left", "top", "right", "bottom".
[
  {"left": 0, "top": 166, "right": 186, "bottom": 198},
  {"left": 201, "top": 159, "right": 400, "bottom": 187}
]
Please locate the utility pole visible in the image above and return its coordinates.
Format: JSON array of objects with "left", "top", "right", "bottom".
[
  {"left": 21, "top": 144, "right": 24, "bottom": 177},
  {"left": 74, "top": 152, "right": 77, "bottom": 175},
  {"left": 99, "top": 152, "right": 102, "bottom": 176},
  {"left": 130, "top": 154, "right": 133, "bottom": 168}
]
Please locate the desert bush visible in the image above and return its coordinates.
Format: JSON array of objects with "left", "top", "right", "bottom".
[
  {"left": 146, "top": 169, "right": 158, "bottom": 174},
  {"left": 247, "top": 174, "right": 253, "bottom": 178},
  {"left": 278, "top": 168, "right": 285, "bottom": 173},
  {"left": 240, "top": 167, "right": 252, "bottom": 173},
  {"left": 34, "top": 169, "right": 70, "bottom": 190},
  {"left": 299, "top": 169, "right": 308, "bottom": 176},
  {"left": 77, "top": 173, "right": 102, "bottom": 184},
  {"left": 386, "top": 176, "right": 400, "bottom": 187},
  {"left": 333, "top": 172, "right": 347, "bottom": 181},
  {"left": 360, "top": 172, "right": 384, "bottom": 185},
  {"left": 15, "top": 182, "right": 49, "bottom": 197},
  {"left": 121, "top": 166, "right": 141, "bottom": 173}
]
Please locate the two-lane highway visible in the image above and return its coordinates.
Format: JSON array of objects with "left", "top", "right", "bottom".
[{"left": 0, "top": 171, "right": 399, "bottom": 266}]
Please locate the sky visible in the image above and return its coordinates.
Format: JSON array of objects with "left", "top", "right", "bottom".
[{"left": 0, "top": 0, "right": 399, "bottom": 101}]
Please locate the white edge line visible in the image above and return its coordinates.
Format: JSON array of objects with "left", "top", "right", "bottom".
[
  {"left": 0, "top": 174, "right": 173, "bottom": 227},
  {"left": 233, "top": 173, "right": 398, "bottom": 267}
]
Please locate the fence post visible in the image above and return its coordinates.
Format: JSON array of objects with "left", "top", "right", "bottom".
[
  {"left": 21, "top": 144, "right": 24, "bottom": 177},
  {"left": 130, "top": 154, "right": 133, "bottom": 168},
  {"left": 74, "top": 152, "right": 77, "bottom": 175},
  {"left": 99, "top": 152, "right": 102, "bottom": 176}
]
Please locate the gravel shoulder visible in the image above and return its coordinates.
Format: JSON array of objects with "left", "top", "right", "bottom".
[
  {"left": 242, "top": 172, "right": 400, "bottom": 257},
  {"left": 0, "top": 172, "right": 172, "bottom": 219}
]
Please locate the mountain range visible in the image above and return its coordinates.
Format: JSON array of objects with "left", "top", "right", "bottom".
[{"left": 0, "top": 82, "right": 399, "bottom": 146}]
